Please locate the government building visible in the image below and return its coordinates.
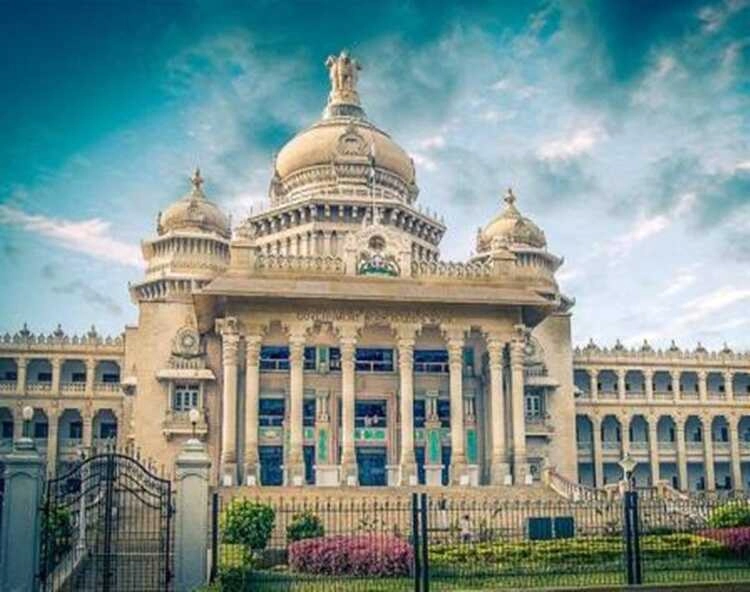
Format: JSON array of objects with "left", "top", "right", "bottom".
[{"left": 2, "top": 52, "right": 749, "bottom": 494}]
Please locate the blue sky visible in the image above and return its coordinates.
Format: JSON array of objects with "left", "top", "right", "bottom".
[{"left": 1, "top": 0, "right": 748, "bottom": 349}]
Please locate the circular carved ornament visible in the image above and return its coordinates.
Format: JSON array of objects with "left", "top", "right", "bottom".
[{"left": 173, "top": 326, "right": 200, "bottom": 357}]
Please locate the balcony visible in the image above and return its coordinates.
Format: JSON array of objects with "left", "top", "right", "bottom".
[
  {"left": 680, "top": 391, "right": 700, "bottom": 401},
  {"left": 708, "top": 392, "right": 726, "bottom": 401},
  {"left": 58, "top": 438, "right": 83, "bottom": 459},
  {"left": 0, "top": 380, "right": 17, "bottom": 393},
  {"left": 61, "top": 382, "right": 86, "bottom": 394},
  {"left": 653, "top": 391, "right": 674, "bottom": 401},
  {"left": 658, "top": 440, "right": 676, "bottom": 452},
  {"left": 162, "top": 409, "right": 208, "bottom": 440},
  {"left": 94, "top": 382, "right": 121, "bottom": 394},
  {"left": 414, "top": 362, "right": 449, "bottom": 374},
  {"left": 526, "top": 414, "right": 554, "bottom": 436},
  {"left": 625, "top": 391, "right": 646, "bottom": 400},
  {"left": 630, "top": 440, "right": 649, "bottom": 451},
  {"left": 577, "top": 441, "right": 593, "bottom": 452},
  {"left": 598, "top": 391, "right": 618, "bottom": 400},
  {"left": 26, "top": 382, "right": 52, "bottom": 395},
  {"left": 602, "top": 440, "right": 622, "bottom": 452},
  {"left": 686, "top": 441, "right": 703, "bottom": 453},
  {"left": 713, "top": 441, "right": 730, "bottom": 454}
]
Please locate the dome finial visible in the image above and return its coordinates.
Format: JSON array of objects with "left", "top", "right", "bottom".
[
  {"left": 324, "top": 51, "right": 365, "bottom": 118},
  {"left": 190, "top": 167, "right": 204, "bottom": 198},
  {"left": 504, "top": 187, "right": 516, "bottom": 207}
]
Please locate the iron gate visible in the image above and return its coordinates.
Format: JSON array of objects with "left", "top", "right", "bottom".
[{"left": 39, "top": 452, "right": 173, "bottom": 591}]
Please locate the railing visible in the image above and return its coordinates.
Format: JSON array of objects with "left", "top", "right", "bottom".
[
  {"left": 58, "top": 438, "right": 83, "bottom": 454},
  {"left": 630, "top": 440, "right": 648, "bottom": 450},
  {"left": 602, "top": 440, "right": 622, "bottom": 451},
  {"left": 94, "top": 382, "right": 120, "bottom": 393},
  {"left": 410, "top": 259, "right": 492, "bottom": 280},
  {"left": 713, "top": 441, "right": 730, "bottom": 453},
  {"left": 598, "top": 391, "right": 619, "bottom": 400},
  {"left": 414, "top": 362, "right": 449, "bottom": 373},
  {"left": 577, "top": 441, "right": 592, "bottom": 452},
  {"left": 27, "top": 382, "right": 52, "bottom": 393},
  {"left": 686, "top": 441, "right": 703, "bottom": 452},
  {"left": 658, "top": 441, "right": 677, "bottom": 452},
  {"left": 544, "top": 466, "right": 605, "bottom": 501},
  {"left": 61, "top": 382, "right": 86, "bottom": 393},
  {"left": 260, "top": 359, "right": 290, "bottom": 371},
  {"left": 653, "top": 392, "right": 674, "bottom": 401},
  {"left": 708, "top": 392, "right": 726, "bottom": 401},
  {"left": 255, "top": 254, "right": 345, "bottom": 274},
  {"left": 680, "top": 391, "right": 700, "bottom": 400},
  {"left": 0, "top": 380, "right": 16, "bottom": 392},
  {"left": 354, "top": 361, "right": 394, "bottom": 372}
]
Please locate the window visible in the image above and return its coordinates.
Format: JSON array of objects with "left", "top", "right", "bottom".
[
  {"left": 100, "top": 423, "right": 117, "bottom": 439},
  {"left": 355, "top": 400, "right": 387, "bottom": 427},
  {"left": 259, "top": 398, "right": 285, "bottom": 427},
  {"left": 68, "top": 421, "right": 83, "bottom": 439},
  {"left": 303, "top": 398, "right": 316, "bottom": 427},
  {"left": 414, "top": 400, "right": 426, "bottom": 428},
  {"left": 437, "top": 399, "right": 450, "bottom": 428},
  {"left": 414, "top": 350, "right": 449, "bottom": 373},
  {"left": 329, "top": 347, "right": 342, "bottom": 371},
  {"left": 3, "top": 371, "right": 17, "bottom": 381},
  {"left": 304, "top": 347, "right": 316, "bottom": 371},
  {"left": 1, "top": 421, "right": 13, "bottom": 439},
  {"left": 172, "top": 383, "right": 200, "bottom": 411},
  {"left": 37, "top": 372, "right": 52, "bottom": 382},
  {"left": 355, "top": 348, "right": 394, "bottom": 372},
  {"left": 525, "top": 394, "right": 543, "bottom": 418},
  {"left": 34, "top": 422, "right": 48, "bottom": 439},
  {"left": 463, "top": 347, "right": 475, "bottom": 373},
  {"left": 71, "top": 372, "right": 86, "bottom": 383},
  {"left": 260, "top": 346, "right": 289, "bottom": 371},
  {"left": 102, "top": 373, "right": 120, "bottom": 383}
]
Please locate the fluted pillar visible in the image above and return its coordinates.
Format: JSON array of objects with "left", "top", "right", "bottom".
[
  {"left": 644, "top": 369, "right": 654, "bottom": 402},
  {"left": 729, "top": 416, "right": 743, "bottom": 491},
  {"left": 510, "top": 331, "right": 528, "bottom": 484},
  {"left": 592, "top": 415, "right": 604, "bottom": 488},
  {"left": 487, "top": 337, "right": 509, "bottom": 484},
  {"left": 445, "top": 329, "right": 467, "bottom": 484},
  {"left": 217, "top": 318, "right": 240, "bottom": 485},
  {"left": 244, "top": 334, "right": 262, "bottom": 484},
  {"left": 648, "top": 416, "right": 660, "bottom": 486},
  {"left": 396, "top": 325, "right": 419, "bottom": 486},
  {"left": 337, "top": 324, "right": 359, "bottom": 485},
  {"left": 287, "top": 331, "right": 306, "bottom": 485},
  {"left": 588, "top": 369, "right": 598, "bottom": 401},
  {"left": 702, "top": 417, "right": 715, "bottom": 491},
  {"left": 617, "top": 369, "right": 626, "bottom": 402},
  {"left": 676, "top": 418, "right": 688, "bottom": 491}
]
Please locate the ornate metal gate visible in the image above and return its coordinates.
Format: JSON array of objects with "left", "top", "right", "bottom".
[{"left": 39, "top": 452, "right": 173, "bottom": 591}]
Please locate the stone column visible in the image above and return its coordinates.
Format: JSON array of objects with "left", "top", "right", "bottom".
[
  {"left": 589, "top": 369, "right": 598, "bottom": 401},
  {"left": 287, "top": 330, "right": 306, "bottom": 485},
  {"left": 175, "top": 439, "right": 211, "bottom": 591},
  {"left": 698, "top": 371, "right": 708, "bottom": 403},
  {"left": 644, "top": 369, "right": 654, "bottom": 402},
  {"left": 85, "top": 357, "right": 96, "bottom": 396},
  {"left": 648, "top": 416, "right": 660, "bottom": 486},
  {"left": 396, "top": 324, "right": 419, "bottom": 486},
  {"left": 337, "top": 323, "right": 359, "bottom": 485},
  {"left": 16, "top": 357, "right": 27, "bottom": 394},
  {"left": 0, "top": 438, "right": 44, "bottom": 592},
  {"left": 46, "top": 408, "right": 59, "bottom": 477},
  {"left": 510, "top": 331, "right": 528, "bottom": 484},
  {"left": 617, "top": 369, "right": 627, "bottom": 402},
  {"left": 725, "top": 371, "right": 735, "bottom": 402},
  {"left": 729, "top": 415, "right": 743, "bottom": 491},
  {"left": 487, "top": 337, "right": 509, "bottom": 484},
  {"left": 671, "top": 370, "right": 681, "bottom": 401},
  {"left": 592, "top": 415, "right": 604, "bottom": 488},
  {"left": 217, "top": 318, "right": 240, "bottom": 485},
  {"left": 445, "top": 329, "right": 467, "bottom": 484},
  {"left": 620, "top": 414, "right": 631, "bottom": 455},
  {"left": 51, "top": 358, "right": 62, "bottom": 395},
  {"left": 244, "top": 334, "right": 262, "bottom": 484},
  {"left": 676, "top": 418, "right": 688, "bottom": 491},
  {"left": 82, "top": 410, "right": 93, "bottom": 454},
  {"left": 702, "top": 416, "right": 716, "bottom": 491}
]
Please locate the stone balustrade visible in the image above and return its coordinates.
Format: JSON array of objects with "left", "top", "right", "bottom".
[
  {"left": 255, "top": 254, "right": 346, "bottom": 274},
  {"left": 410, "top": 260, "right": 492, "bottom": 280}
]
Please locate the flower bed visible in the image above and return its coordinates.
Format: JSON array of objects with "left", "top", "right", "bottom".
[
  {"left": 288, "top": 534, "right": 413, "bottom": 576},
  {"left": 701, "top": 527, "right": 750, "bottom": 556}
]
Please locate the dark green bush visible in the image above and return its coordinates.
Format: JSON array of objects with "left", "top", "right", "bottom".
[
  {"left": 708, "top": 502, "right": 750, "bottom": 528},
  {"left": 286, "top": 510, "right": 324, "bottom": 542},
  {"left": 221, "top": 499, "right": 275, "bottom": 566},
  {"left": 42, "top": 505, "right": 73, "bottom": 566}
]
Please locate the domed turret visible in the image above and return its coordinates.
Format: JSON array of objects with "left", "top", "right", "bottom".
[
  {"left": 476, "top": 188, "right": 546, "bottom": 253},
  {"left": 158, "top": 169, "right": 231, "bottom": 239},
  {"left": 270, "top": 51, "right": 418, "bottom": 206}
]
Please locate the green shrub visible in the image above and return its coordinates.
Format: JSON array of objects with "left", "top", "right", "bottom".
[
  {"left": 42, "top": 506, "right": 73, "bottom": 566},
  {"left": 286, "top": 510, "right": 324, "bottom": 542},
  {"left": 221, "top": 499, "right": 275, "bottom": 566},
  {"left": 708, "top": 502, "right": 750, "bottom": 528}
]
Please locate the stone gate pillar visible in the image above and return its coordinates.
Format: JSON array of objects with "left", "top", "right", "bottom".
[{"left": 0, "top": 438, "right": 44, "bottom": 592}]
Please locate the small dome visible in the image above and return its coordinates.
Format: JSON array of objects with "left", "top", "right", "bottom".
[
  {"left": 270, "top": 51, "right": 418, "bottom": 205},
  {"left": 477, "top": 189, "right": 546, "bottom": 252},
  {"left": 159, "top": 169, "right": 230, "bottom": 239}
]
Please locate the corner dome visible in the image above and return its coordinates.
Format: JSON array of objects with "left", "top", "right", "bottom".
[
  {"left": 477, "top": 189, "right": 546, "bottom": 252},
  {"left": 159, "top": 169, "right": 231, "bottom": 239},
  {"left": 270, "top": 51, "right": 418, "bottom": 206}
]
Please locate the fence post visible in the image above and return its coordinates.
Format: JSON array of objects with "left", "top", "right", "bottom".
[
  {"left": 174, "top": 438, "right": 212, "bottom": 591},
  {"left": 0, "top": 436, "right": 44, "bottom": 592},
  {"left": 210, "top": 491, "right": 219, "bottom": 583},
  {"left": 420, "top": 492, "right": 430, "bottom": 592},
  {"left": 623, "top": 490, "right": 642, "bottom": 585},
  {"left": 411, "top": 493, "right": 420, "bottom": 592}
]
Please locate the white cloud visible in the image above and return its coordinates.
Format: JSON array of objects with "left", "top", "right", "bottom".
[
  {"left": 537, "top": 126, "right": 605, "bottom": 161},
  {"left": 661, "top": 269, "right": 698, "bottom": 297},
  {"left": 680, "top": 286, "right": 750, "bottom": 323},
  {"left": 0, "top": 205, "right": 142, "bottom": 268}
]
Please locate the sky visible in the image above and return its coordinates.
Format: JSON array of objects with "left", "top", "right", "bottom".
[{"left": 0, "top": 0, "right": 748, "bottom": 350}]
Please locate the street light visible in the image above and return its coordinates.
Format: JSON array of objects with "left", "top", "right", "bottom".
[
  {"left": 189, "top": 407, "right": 201, "bottom": 441},
  {"left": 619, "top": 452, "right": 637, "bottom": 491},
  {"left": 21, "top": 405, "right": 33, "bottom": 440}
]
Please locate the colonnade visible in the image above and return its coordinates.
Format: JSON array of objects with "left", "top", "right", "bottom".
[{"left": 216, "top": 317, "right": 530, "bottom": 487}]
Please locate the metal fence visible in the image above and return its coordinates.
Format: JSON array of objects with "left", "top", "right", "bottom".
[{"left": 208, "top": 491, "right": 750, "bottom": 591}]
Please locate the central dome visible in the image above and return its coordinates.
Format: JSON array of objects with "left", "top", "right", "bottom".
[{"left": 270, "top": 51, "right": 418, "bottom": 206}]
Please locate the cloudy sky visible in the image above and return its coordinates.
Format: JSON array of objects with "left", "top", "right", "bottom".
[{"left": 1, "top": 0, "right": 748, "bottom": 349}]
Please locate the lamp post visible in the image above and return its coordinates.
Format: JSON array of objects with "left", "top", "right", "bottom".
[
  {"left": 619, "top": 452, "right": 637, "bottom": 492},
  {"left": 188, "top": 408, "right": 200, "bottom": 442},
  {"left": 21, "top": 405, "right": 33, "bottom": 441}
]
